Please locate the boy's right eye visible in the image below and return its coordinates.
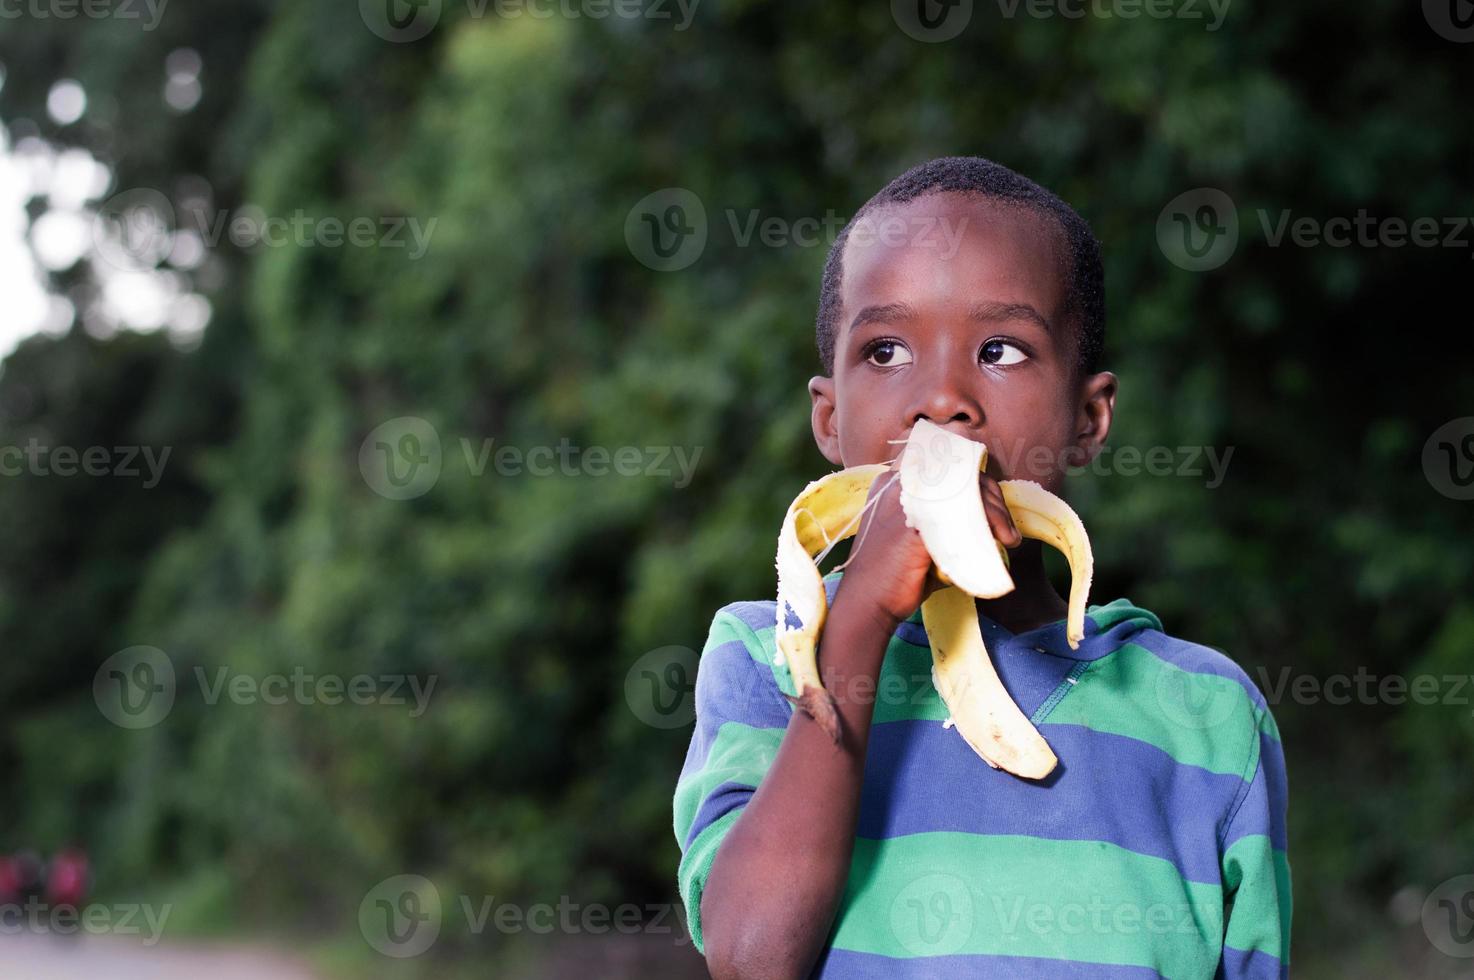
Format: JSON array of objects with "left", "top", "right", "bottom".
[{"left": 864, "top": 339, "right": 914, "bottom": 367}]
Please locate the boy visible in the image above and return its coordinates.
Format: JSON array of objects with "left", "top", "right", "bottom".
[{"left": 673, "top": 157, "right": 1290, "bottom": 979}]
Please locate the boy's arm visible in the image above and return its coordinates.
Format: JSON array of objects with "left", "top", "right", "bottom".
[
  {"left": 673, "top": 470, "right": 1019, "bottom": 980},
  {"left": 697, "top": 585, "right": 898, "bottom": 980},
  {"left": 1218, "top": 704, "right": 1292, "bottom": 980}
]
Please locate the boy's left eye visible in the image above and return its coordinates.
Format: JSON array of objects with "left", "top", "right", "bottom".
[{"left": 980, "top": 339, "right": 1028, "bottom": 366}]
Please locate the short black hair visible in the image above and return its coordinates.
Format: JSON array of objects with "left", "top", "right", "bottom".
[{"left": 816, "top": 156, "right": 1105, "bottom": 379}]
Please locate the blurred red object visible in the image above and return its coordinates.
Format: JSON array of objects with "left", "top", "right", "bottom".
[
  {"left": 45, "top": 848, "right": 90, "bottom": 909},
  {"left": 0, "top": 854, "right": 20, "bottom": 904}
]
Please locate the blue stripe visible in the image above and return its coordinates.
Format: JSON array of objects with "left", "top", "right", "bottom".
[
  {"left": 679, "top": 637, "right": 790, "bottom": 780},
  {"left": 858, "top": 720, "right": 1244, "bottom": 884},
  {"left": 684, "top": 779, "right": 754, "bottom": 850},
  {"left": 1221, "top": 731, "right": 1289, "bottom": 851},
  {"left": 1215, "top": 945, "right": 1287, "bottom": 980},
  {"left": 813, "top": 947, "right": 1167, "bottom": 979}
]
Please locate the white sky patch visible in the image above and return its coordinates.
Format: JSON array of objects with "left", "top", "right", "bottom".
[{"left": 0, "top": 108, "right": 213, "bottom": 361}]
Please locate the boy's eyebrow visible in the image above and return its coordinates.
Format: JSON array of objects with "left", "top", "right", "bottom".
[
  {"left": 970, "top": 300, "right": 1053, "bottom": 334},
  {"left": 847, "top": 301, "right": 1053, "bottom": 335},
  {"left": 847, "top": 302, "right": 916, "bottom": 334}
]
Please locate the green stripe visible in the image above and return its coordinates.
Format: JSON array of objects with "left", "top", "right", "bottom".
[
  {"left": 831, "top": 832, "right": 1223, "bottom": 979},
  {"left": 677, "top": 807, "right": 742, "bottom": 955},
  {"left": 673, "top": 721, "right": 782, "bottom": 842},
  {"left": 870, "top": 633, "right": 952, "bottom": 724},
  {"left": 1222, "top": 834, "right": 1292, "bottom": 962},
  {"left": 1258, "top": 702, "right": 1282, "bottom": 743},
  {"left": 1043, "top": 643, "right": 1267, "bottom": 776},
  {"left": 745, "top": 620, "right": 956, "bottom": 726}
]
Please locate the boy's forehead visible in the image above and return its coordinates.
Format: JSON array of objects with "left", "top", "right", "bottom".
[{"left": 838, "top": 192, "right": 1069, "bottom": 335}]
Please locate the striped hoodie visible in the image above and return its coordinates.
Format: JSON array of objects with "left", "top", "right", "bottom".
[{"left": 673, "top": 571, "right": 1291, "bottom": 978}]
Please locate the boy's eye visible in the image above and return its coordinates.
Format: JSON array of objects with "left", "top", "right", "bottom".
[
  {"left": 865, "top": 340, "right": 914, "bottom": 367},
  {"left": 980, "top": 339, "right": 1028, "bottom": 366}
]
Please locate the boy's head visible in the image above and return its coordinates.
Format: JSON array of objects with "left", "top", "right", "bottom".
[{"left": 808, "top": 156, "right": 1117, "bottom": 492}]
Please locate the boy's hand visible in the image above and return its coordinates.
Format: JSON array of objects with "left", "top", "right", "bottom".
[{"left": 837, "top": 463, "right": 1022, "bottom": 626}]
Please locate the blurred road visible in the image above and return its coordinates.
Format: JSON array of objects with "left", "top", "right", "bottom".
[{"left": 0, "top": 934, "right": 320, "bottom": 979}]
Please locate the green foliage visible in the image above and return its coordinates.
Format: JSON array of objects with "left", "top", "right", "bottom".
[{"left": 2, "top": 1, "right": 1472, "bottom": 973}]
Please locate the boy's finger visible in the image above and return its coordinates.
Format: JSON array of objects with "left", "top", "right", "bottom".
[{"left": 980, "top": 477, "right": 1022, "bottom": 547}]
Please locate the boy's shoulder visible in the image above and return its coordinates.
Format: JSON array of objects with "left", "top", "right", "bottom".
[
  {"left": 705, "top": 597, "right": 780, "bottom": 647},
  {"left": 1119, "top": 614, "right": 1276, "bottom": 719},
  {"left": 1089, "top": 611, "right": 1284, "bottom": 789}
]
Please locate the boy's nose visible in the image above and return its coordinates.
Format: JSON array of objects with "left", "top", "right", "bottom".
[{"left": 907, "top": 370, "right": 983, "bottom": 430}]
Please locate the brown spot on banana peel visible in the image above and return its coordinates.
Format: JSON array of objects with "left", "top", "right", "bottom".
[{"left": 785, "top": 687, "right": 842, "bottom": 743}]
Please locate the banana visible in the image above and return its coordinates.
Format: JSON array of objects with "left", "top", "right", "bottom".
[
  {"left": 998, "top": 478, "right": 1094, "bottom": 650},
  {"left": 772, "top": 420, "right": 1094, "bottom": 779},
  {"left": 774, "top": 463, "right": 889, "bottom": 740},
  {"left": 922, "top": 585, "right": 1057, "bottom": 779}
]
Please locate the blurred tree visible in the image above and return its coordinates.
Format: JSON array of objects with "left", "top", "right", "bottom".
[{"left": 1, "top": 0, "right": 1471, "bottom": 974}]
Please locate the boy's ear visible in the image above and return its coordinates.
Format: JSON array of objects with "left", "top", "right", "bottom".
[
  {"left": 808, "top": 375, "right": 844, "bottom": 466},
  {"left": 1070, "top": 370, "right": 1117, "bottom": 468}
]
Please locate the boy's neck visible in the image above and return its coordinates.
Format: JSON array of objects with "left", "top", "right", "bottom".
[{"left": 975, "top": 540, "right": 1070, "bottom": 636}]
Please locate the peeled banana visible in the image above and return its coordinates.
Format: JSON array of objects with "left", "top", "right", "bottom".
[{"left": 773, "top": 419, "right": 1094, "bottom": 779}]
